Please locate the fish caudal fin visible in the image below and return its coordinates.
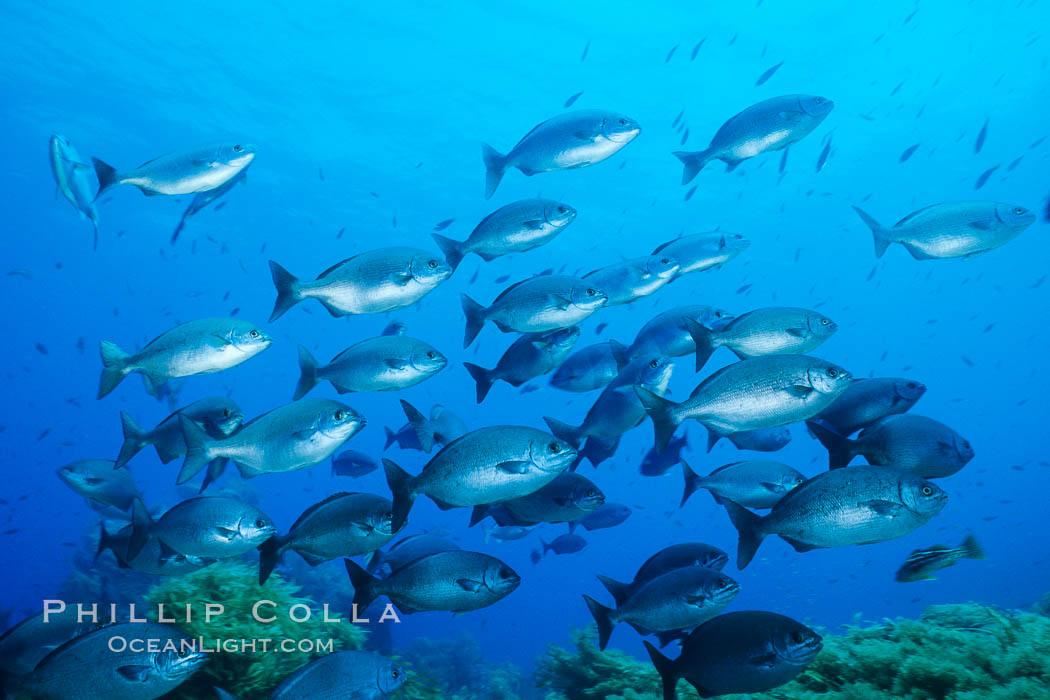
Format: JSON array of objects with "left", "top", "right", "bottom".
[
  {"left": 400, "top": 399, "right": 434, "bottom": 452},
  {"left": 543, "top": 416, "right": 582, "bottom": 449},
  {"left": 961, "top": 534, "right": 985, "bottom": 560},
  {"left": 469, "top": 505, "right": 490, "bottom": 528},
  {"left": 582, "top": 595, "right": 617, "bottom": 650},
  {"left": 95, "top": 522, "right": 119, "bottom": 562},
  {"left": 431, "top": 233, "right": 466, "bottom": 272},
  {"left": 851, "top": 206, "right": 892, "bottom": 258},
  {"left": 481, "top": 143, "right": 507, "bottom": 200},
  {"left": 344, "top": 558, "right": 379, "bottom": 610},
  {"left": 460, "top": 293, "right": 487, "bottom": 348},
  {"left": 595, "top": 574, "right": 631, "bottom": 606},
  {"left": 98, "top": 340, "right": 130, "bottom": 399},
  {"left": 177, "top": 415, "right": 216, "bottom": 485},
  {"left": 383, "top": 458, "right": 416, "bottom": 531},
  {"left": 680, "top": 460, "right": 703, "bottom": 507},
  {"left": 257, "top": 536, "right": 284, "bottom": 584},
  {"left": 673, "top": 149, "right": 713, "bottom": 185},
  {"left": 383, "top": 426, "right": 397, "bottom": 450},
  {"left": 199, "top": 459, "right": 228, "bottom": 493},
  {"left": 463, "top": 362, "right": 496, "bottom": 403},
  {"left": 127, "top": 498, "right": 152, "bottom": 561},
  {"left": 634, "top": 386, "right": 683, "bottom": 454},
  {"left": 91, "top": 157, "right": 119, "bottom": 199},
  {"left": 644, "top": 641, "right": 680, "bottom": 700},
  {"left": 293, "top": 345, "right": 320, "bottom": 400},
  {"left": 806, "top": 420, "right": 855, "bottom": 469},
  {"left": 114, "top": 411, "right": 147, "bottom": 469},
  {"left": 268, "top": 260, "right": 303, "bottom": 322},
  {"left": 684, "top": 318, "right": 718, "bottom": 372},
  {"left": 722, "top": 499, "right": 766, "bottom": 569}
]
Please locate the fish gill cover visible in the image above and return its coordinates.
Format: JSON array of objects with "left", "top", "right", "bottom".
[{"left": 1, "top": 0, "right": 1049, "bottom": 699}]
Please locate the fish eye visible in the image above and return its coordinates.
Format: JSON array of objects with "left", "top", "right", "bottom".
[
  {"left": 499, "top": 566, "right": 515, "bottom": 579},
  {"left": 660, "top": 257, "right": 670, "bottom": 264},
  {"left": 586, "top": 288, "right": 597, "bottom": 296},
  {"left": 249, "top": 329, "right": 260, "bottom": 338},
  {"left": 233, "top": 144, "right": 243, "bottom": 152},
  {"left": 618, "top": 118, "right": 629, "bottom": 126},
  {"left": 427, "top": 259, "right": 439, "bottom": 269},
  {"left": 557, "top": 206, "right": 567, "bottom": 213},
  {"left": 791, "top": 631, "right": 804, "bottom": 644},
  {"left": 821, "top": 318, "right": 830, "bottom": 325},
  {"left": 255, "top": 519, "right": 266, "bottom": 528},
  {"left": 426, "top": 351, "right": 436, "bottom": 360},
  {"left": 1014, "top": 207, "right": 1025, "bottom": 215},
  {"left": 548, "top": 441, "right": 561, "bottom": 453},
  {"left": 827, "top": 368, "right": 838, "bottom": 378},
  {"left": 649, "top": 359, "right": 659, "bottom": 368},
  {"left": 335, "top": 410, "right": 347, "bottom": 421},
  {"left": 222, "top": 408, "right": 231, "bottom": 417},
  {"left": 177, "top": 648, "right": 189, "bottom": 658},
  {"left": 392, "top": 668, "right": 402, "bottom": 679},
  {"left": 921, "top": 486, "right": 933, "bottom": 496},
  {"left": 587, "top": 489, "right": 597, "bottom": 497}
]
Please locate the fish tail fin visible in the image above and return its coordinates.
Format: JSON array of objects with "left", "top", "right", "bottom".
[
  {"left": 680, "top": 459, "right": 703, "bottom": 507},
  {"left": 91, "top": 157, "right": 119, "bottom": 199},
  {"left": 383, "top": 426, "right": 397, "bottom": 450},
  {"left": 293, "top": 345, "right": 321, "bottom": 400},
  {"left": 460, "top": 293, "right": 487, "bottom": 348},
  {"left": 431, "top": 233, "right": 465, "bottom": 271},
  {"left": 723, "top": 499, "right": 766, "bottom": 569},
  {"left": 685, "top": 318, "right": 718, "bottom": 372},
  {"left": 607, "top": 339, "right": 630, "bottom": 369},
  {"left": 543, "top": 417, "right": 582, "bottom": 449},
  {"left": 97, "top": 340, "right": 130, "bottom": 399},
  {"left": 806, "top": 420, "right": 855, "bottom": 469},
  {"left": 673, "top": 149, "right": 713, "bottom": 185},
  {"left": 463, "top": 362, "right": 496, "bottom": 403},
  {"left": 481, "top": 143, "right": 507, "bottom": 199},
  {"left": 469, "top": 505, "right": 490, "bottom": 528},
  {"left": 176, "top": 415, "right": 216, "bottom": 485},
  {"left": 644, "top": 641, "right": 679, "bottom": 700},
  {"left": 705, "top": 427, "right": 728, "bottom": 453},
  {"left": 127, "top": 498, "right": 152, "bottom": 561},
  {"left": 268, "top": 260, "right": 303, "bottom": 322},
  {"left": 595, "top": 574, "right": 631, "bottom": 606},
  {"left": 199, "top": 459, "right": 228, "bottom": 493},
  {"left": 91, "top": 217, "right": 100, "bottom": 251},
  {"left": 961, "top": 534, "right": 985, "bottom": 560},
  {"left": 95, "top": 521, "right": 118, "bottom": 562},
  {"left": 635, "top": 386, "right": 682, "bottom": 454},
  {"left": 257, "top": 536, "right": 284, "bottom": 584},
  {"left": 851, "top": 205, "right": 892, "bottom": 258},
  {"left": 114, "top": 411, "right": 147, "bottom": 469},
  {"left": 344, "top": 558, "right": 378, "bottom": 610},
  {"left": 383, "top": 459, "right": 416, "bottom": 531},
  {"left": 582, "top": 594, "right": 617, "bottom": 650},
  {"left": 400, "top": 399, "right": 435, "bottom": 452}
]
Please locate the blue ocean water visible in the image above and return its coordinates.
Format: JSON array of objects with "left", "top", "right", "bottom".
[{"left": 2, "top": 0, "right": 1049, "bottom": 695}]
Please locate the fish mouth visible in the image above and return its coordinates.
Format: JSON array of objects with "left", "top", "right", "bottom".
[{"left": 607, "top": 126, "right": 641, "bottom": 143}]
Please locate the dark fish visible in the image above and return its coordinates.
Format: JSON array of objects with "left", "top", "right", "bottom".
[
  {"left": 171, "top": 166, "right": 248, "bottom": 244},
  {"left": 34, "top": 343, "right": 48, "bottom": 355},
  {"left": 581, "top": 40, "right": 590, "bottom": 61},
  {"left": 366, "top": 533, "right": 461, "bottom": 577},
  {"left": 464, "top": 326, "right": 580, "bottom": 403},
  {"left": 755, "top": 61, "right": 783, "bottom": 86},
  {"left": 331, "top": 449, "right": 379, "bottom": 478},
  {"left": 432, "top": 218, "right": 455, "bottom": 231},
  {"left": 975, "top": 119, "right": 989, "bottom": 154},
  {"left": 665, "top": 45, "right": 678, "bottom": 62},
  {"left": 0, "top": 610, "right": 100, "bottom": 676},
  {"left": 129, "top": 496, "right": 276, "bottom": 560},
  {"left": 56, "top": 459, "right": 141, "bottom": 517},
  {"left": 389, "top": 400, "right": 468, "bottom": 454},
  {"left": 543, "top": 533, "right": 588, "bottom": 555},
  {"left": 975, "top": 165, "right": 999, "bottom": 190},
  {"left": 571, "top": 502, "right": 632, "bottom": 532},
  {"left": 640, "top": 433, "right": 689, "bottom": 476},
  {"left": 471, "top": 472, "right": 604, "bottom": 526},
  {"left": 778, "top": 148, "right": 788, "bottom": 174},
  {"left": 690, "top": 39, "right": 705, "bottom": 59},
  {"left": 96, "top": 522, "right": 217, "bottom": 576},
  {"left": 115, "top": 396, "right": 243, "bottom": 469},
  {"left": 550, "top": 340, "right": 629, "bottom": 393},
  {"left": 814, "top": 377, "right": 926, "bottom": 435},
  {"left": 816, "top": 138, "right": 831, "bottom": 172},
  {"left": 896, "top": 535, "right": 984, "bottom": 582},
  {"left": 900, "top": 143, "right": 920, "bottom": 162},
  {"left": 597, "top": 542, "right": 730, "bottom": 611},
  {"left": 645, "top": 611, "right": 822, "bottom": 699}
]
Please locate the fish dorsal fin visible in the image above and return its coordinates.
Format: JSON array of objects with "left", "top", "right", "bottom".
[
  {"left": 893, "top": 204, "right": 941, "bottom": 228},
  {"left": 289, "top": 492, "right": 357, "bottom": 531},
  {"left": 491, "top": 277, "right": 536, "bottom": 303},
  {"left": 315, "top": 256, "right": 358, "bottom": 279},
  {"left": 651, "top": 238, "right": 674, "bottom": 254},
  {"left": 513, "top": 118, "right": 556, "bottom": 148},
  {"left": 707, "top": 461, "right": 745, "bottom": 476}
]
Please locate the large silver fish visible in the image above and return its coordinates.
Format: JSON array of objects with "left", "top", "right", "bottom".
[
  {"left": 652, "top": 232, "right": 750, "bottom": 279},
  {"left": 550, "top": 340, "right": 629, "bottom": 392},
  {"left": 674, "top": 95, "right": 833, "bottom": 183},
  {"left": 723, "top": 466, "right": 948, "bottom": 568},
  {"left": 681, "top": 459, "right": 806, "bottom": 509},
  {"left": 814, "top": 376, "right": 926, "bottom": 436},
  {"left": 464, "top": 326, "right": 580, "bottom": 402},
  {"left": 690, "top": 307, "right": 838, "bottom": 371},
  {"left": 268, "top": 248, "right": 452, "bottom": 321},
  {"left": 92, "top": 142, "right": 255, "bottom": 197},
  {"left": 346, "top": 550, "right": 520, "bottom": 613},
  {"left": 56, "top": 459, "right": 140, "bottom": 517},
  {"left": 583, "top": 255, "right": 680, "bottom": 306},
  {"left": 852, "top": 201, "right": 1035, "bottom": 259},
  {"left": 432, "top": 198, "right": 577, "bottom": 270},
  {"left": 627, "top": 305, "right": 734, "bottom": 360},
  {"left": 382, "top": 425, "right": 576, "bottom": 529},
  {"left": 49, "top": 134, "right": 100, "bottom": 249},
  {"left": 176, "top": 398, "right": 364, "bottom": 483},
  {"left": 96, "top": 522, "right": 217, "bottom": 576},
  {"left": 482, "top": 109, "right": 641, "bottom": 198},
  {"left": 638, "top": 355, "right": 852, "bottom": 452},
  {"left": 13, "top": 622, "right": 205, "bottom": 700},
  {"left": 258, "top": 492, "right": 396, "bottom": 584},
  {"left": 461, "top": 275, "right": 607, "bottom": 347},
  {"left": 98, "top": 318, "right": 272, "bottom": 399},
  {"left": 294, "top": 336, "right": 447, "bottom": 398},
  {"left": 114, "top": 397, "right": 243, "bottom": 469},
  {"left": 129, "top": 495, "right": 276, "bottom": 560}
]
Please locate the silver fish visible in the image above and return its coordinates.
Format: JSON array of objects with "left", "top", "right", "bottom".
[
  {"left": 130, "top": 495, "right": 276, "bottom": 560},
  {"left": 853, "top": 201, "right": 1035, "bottom": 259},
  {"left": 346, "top": 550, "right": 520, "bottom": 614},
  {"left": 461, "top": 275, "right": 607, "bottom": 347},
  {"left": 482, "top": 109, "right": 641, "bottom": 198},
  {"left": 176, "top": 398, "right": 364, "bottom": 483},
  {"left": 366, "top": 533, "right": 461, "bottom": 577},
  {"left": 14, "top": 622, "right": 205, "bottom": 700},
  {"left": 638, "top": 355, "right": 852, "bottom": 452},
  {"left": 464, "top": 326, "right": 580, "bottom": 402},
  {"left": 98, "top": 318, "right": 271, "bottom": 399},
  {"left": 258, "top": 492, "right": 396, "bottom": 584},
  {"left": 597, "top": 543, "right": 730, "bottom": 607},
  {"left": 294, "top": 336, "right": 447, "bottom": 398},
  {"left": 690, "top": 307, "right": 838, "bottom": 371},
  {"left": 49, "top": 135, "right": 100, "bottom": 249},
  {"left": 681, "top": 460, "right": 805, "bottom": 509},
  {"left": 93, "top": 142, "right": 255, "bottom": 197},
  {"left": 268, "top": 248, "right": 452, "bottom": 321},
  {"left": 115, "top": 397, "right": 243, "bottom": 469},
  {"left": 724, "top": 465, "right": 948, "bottom": 568},
  {"left": 170, "top": 165, "right": 248, "bottom": 244},
  {"left": 814, "top": 377, "right": 927, "bottom": 436},
  {"left": 652, "top": 233, "right": 750, "bottom": 278},
  {"left": 627, "top": 305, "right": 734, "bottom": 360},
  {"left": 550, "top": 340, "right": 629, "bottom": 392},
  {"left": 583, "top": 255, "right": 680, "bottom": 306},
  {"left": 96, "top": 522, "right": 217, "bottom": 576},
  {"left": 432, "top": 199, "right": 577, "bottom": 270},
  {"left": 725, "top": 426, "right": 792, "bottom": 452},
  {"left": 267, "top": 650, "right": 406, "bottom": 699},
  {"left": 382, "top": 425, "right": 576, "bottom": 529},
  {"left": 56, "top": 459, "right": 140, "bottom": 516},
  {"left": 674, "top": 95, "right": 833, "bottom": 183},
  {"left": 390, "top": 401, "right": 468, "bottom": 453}
]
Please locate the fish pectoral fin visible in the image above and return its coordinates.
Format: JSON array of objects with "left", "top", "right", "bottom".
[
  {"left": 968, "top": 220, "right": 994, "bottom": 230},
  {"left": 861, "top": 499, "right": 904, "bottom": 517},
  {"left": 297, "top": 551, "right": 328, "bottom": 566},
  {"left": 117, "top": 665, "right": 153, "bottom": 682},
  {"left": 456, "top": 578, "right": 484, "bottom": 592},
  {"left": 551, "top": 496, "right": 571, "bottom": 506},
  {"left": 747, "top": 653, "right": 778, "bottom": 669},
  {"left": 785, "top": 327, "right": 809, "bottom": 337},
  {"left": 777, "top": 111, "right": 804, "bottom": 123},
  {"left": 429, "top": 497, "right": 459, "bottom": 511},
  {"left": 785, "top": 385, "right": 815, "bottom": 398},
  {"left": 682, "top": 594, "right": 708, "bottom": 606},
  {"left": 523, "top": 220, "right": 546, "bottom": 230},
  {"left": 389, "top": 270, "right": 414, "bottom": 286},
  {"left": 566, "top": 161, "right": 592, "bottom": 169},
  {"left": 780, "top": 536, "right": 819, "bottom": 553},
  {"left": 572, "top": 131, "right": 596, "bottom": 141},
  {"left": 548, "top": 293, "right": 573, "bottom": 310},
  {"left": 383, "top": 358, "right": 411, "bottom": 370},
  {"left": 73, "top": 162, "right": 92, "bottom": 172},
  {"left": 760, "top": 481, "right": 787, "bottom": 493},
  {"left": 497, "top": 460, "right": 530, "bottom": 474},
  {"left": 214, "top": 526, "right": 238, "bottom": 540},
  {"left": 207, "top": 332, "right": 233, "bottom": 347}
]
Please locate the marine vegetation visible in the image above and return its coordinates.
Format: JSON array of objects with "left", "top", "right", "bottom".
[
  {"left": 144, "top": 561, "right": 365, "bottom": 699},
  {"left": 536, "top": 600, "right": 1050, "bottom": 699},
  {"left": 396, "top": 633, "right": 524, "bottom": 700}
]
